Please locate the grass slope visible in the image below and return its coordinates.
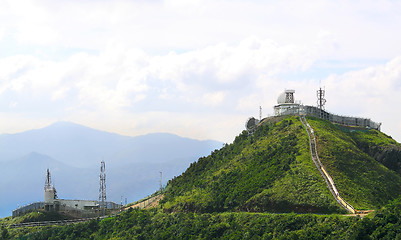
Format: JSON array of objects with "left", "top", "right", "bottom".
[
  {"left": 163, "top": 116, "right": 401, "bottom": 213},
  {"left": 163, "top": 116, "right": 341, "bottom": 213},
  {"left": 307, "top": 116, "right": 401, "bottom": 210}
]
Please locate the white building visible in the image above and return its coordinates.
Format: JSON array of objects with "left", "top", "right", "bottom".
[{"left": 273, "top": 89, "right": 300, "bottom": 116}]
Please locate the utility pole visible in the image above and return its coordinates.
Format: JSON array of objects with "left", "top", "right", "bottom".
[{"left": 159, "top": 171, "right": 163, "bottom": 193}]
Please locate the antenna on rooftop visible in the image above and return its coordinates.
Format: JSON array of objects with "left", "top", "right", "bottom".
[{"left": 45, "top": 169, "right": 52, "bottom": 190}]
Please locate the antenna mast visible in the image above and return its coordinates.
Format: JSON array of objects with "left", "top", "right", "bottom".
[
  {"left": 45, "top": 169, "right": 52, "bottom": 190},
  {"left": 317, "top": 87, "right": 326, "bottom": 118},
  {"left": 259, "top": 106, "right": 262, "bottom": 121},
  {"left": 99, "top": 161, "right": 107, "bottom": 215},
  {"left": 45, "top": 168, "right": 57, "bottom": 199}
]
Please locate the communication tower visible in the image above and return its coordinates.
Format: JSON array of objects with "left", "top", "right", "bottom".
[
  {"left": 317, "top": 87, "right": 326, "bottom": 110},
  {"left": 259, "top": 106, "right": 262, "bottom": 121},
  {"left": 317, "top": 87, "right": 326, "bottom": 118},
  {"left": 99, "top": 161, "right": 107, "bottom": 215}
]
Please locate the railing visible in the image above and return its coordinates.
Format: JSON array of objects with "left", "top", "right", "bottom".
[
  {"left": 300, "top": 116, "right": 356, "bottom": 214},
  {"left": 8, "top": 216, "right": 107, "bottom": 228},
  {"left": 277, "top": 105, "right": 381, "bottom": 130}
]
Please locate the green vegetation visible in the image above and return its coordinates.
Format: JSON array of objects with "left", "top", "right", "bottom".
[
  {"left": 0, "top": 211, "right": 70, "bottom": 226},
  {"left": 0, "top": 211, "right": 72, "bottom": 239},
  {"left": 307, "top": 117, "right": 401, "bottom": 209},
  {"left": 349, "top": 128, "right": 401, "bottom": 175},
  {"left": 163, "top": 116, "right": 401, "bottom": 213},
  {"left": 163, "top": 116, "right": 341, "bottom": 213},
  {"left": 6, "top": 198, "right": 401, "bottom": 239}
]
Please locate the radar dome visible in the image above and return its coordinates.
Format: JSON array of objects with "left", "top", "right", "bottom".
[{"left": 277, "top": 89, "right": 295, "bottom": 104}]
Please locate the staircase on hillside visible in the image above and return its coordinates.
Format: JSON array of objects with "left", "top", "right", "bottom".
[{"left": 299, "top": 116, "right": 356, "bottom": 213}]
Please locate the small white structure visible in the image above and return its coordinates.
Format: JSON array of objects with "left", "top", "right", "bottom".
[
  {"left": 57, "top": 199, "right": 98, "bottom": 211},
  {"left": 274, "top": 89, "right": 300, "bottom": 115},
  {"left": 44, "top": 169, "right": 58, "bottom": 211}
]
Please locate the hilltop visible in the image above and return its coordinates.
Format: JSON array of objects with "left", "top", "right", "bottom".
[{"left": 162, "top": 115, "right": 401, "bottom": 213}]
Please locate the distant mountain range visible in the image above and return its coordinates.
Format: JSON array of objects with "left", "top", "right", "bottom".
[
  {"left": 0, "top": 121, "right": 222, "bottom": 168},
  {"left": 0, "top": 122, "right": 223, "bottom": 217}
]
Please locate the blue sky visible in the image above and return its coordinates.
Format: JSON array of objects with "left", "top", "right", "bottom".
[{"left": 0, "top": 0, "right": 401, "bottom": 143}]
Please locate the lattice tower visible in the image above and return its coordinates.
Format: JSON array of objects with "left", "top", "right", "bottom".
[
  {"left": 99, "top": 161, "right": 107, "bottom": 215},
  {"left": 317, "top": 87, "right": 326, "bottom": 110},
  {"left": 45, "top": 169, "right": 52, "bottom": 190},
  {"left": 317, "top": 87, "right": 327, "bottom": 119}
]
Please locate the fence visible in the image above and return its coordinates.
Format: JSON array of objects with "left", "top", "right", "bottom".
[{"left": 278, "top": 105, "right": 381, "bottom": 130}]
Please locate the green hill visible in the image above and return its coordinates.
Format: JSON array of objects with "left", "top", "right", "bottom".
[{"left": 162, "top": 116, "right": 401, "bottom": 213}]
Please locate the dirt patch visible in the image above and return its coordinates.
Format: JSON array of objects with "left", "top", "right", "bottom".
[
  {"left": 124, "top": 194, "right": 164, "bottom": 210},
  {"left": 346, "top": 210, "right": 374, "bottom": 218}
]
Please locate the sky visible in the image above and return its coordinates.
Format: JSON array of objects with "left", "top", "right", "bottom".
[{"left": 0, "top": 0, "right": 401, "bottom": 143}]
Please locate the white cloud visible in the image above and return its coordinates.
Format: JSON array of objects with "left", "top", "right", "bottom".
[
  {"left": 322, "top": 56, "right": 401, "bottom": 142},
  {"left": 202, "top": 91, "right": 226, "bottom": 107},
  {"left": 0, "top": 35, "right": 329, "bottom": 141},
  {"left": 0, "top": 0, "right": 401, "bottom": 143},
  {"left": 0, "top": 0, "right": 399, "bottom": 60}
]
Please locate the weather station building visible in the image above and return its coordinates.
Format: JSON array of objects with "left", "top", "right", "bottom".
[
  {"left": 273, "top": 89, "right": 301, "bottom": 116},
  {"left": 246, "top": 88, "right": 381, "bottom": 132}
]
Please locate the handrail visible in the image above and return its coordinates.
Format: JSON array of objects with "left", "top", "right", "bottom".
[{"left": 8, "top": 216, "right": 108, "bottom": 228}]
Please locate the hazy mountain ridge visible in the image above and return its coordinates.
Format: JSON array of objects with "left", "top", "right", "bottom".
[{"left": 0, "top": 121, "right": 222, "bottom": 168}]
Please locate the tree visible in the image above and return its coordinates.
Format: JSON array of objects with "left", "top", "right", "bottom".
[{"left": 0, "top": 227, "right": 9, "bottom": 240}]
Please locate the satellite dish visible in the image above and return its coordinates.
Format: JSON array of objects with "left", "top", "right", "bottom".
[{"left": 245, "top": 117, "right": 260, "bottom": 132}]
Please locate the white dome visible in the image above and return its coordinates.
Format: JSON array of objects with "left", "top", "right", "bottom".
[
  {"left": 277, "top": 90, "right": 295, "bottom": 104},
  {"left": 277, "top": 92, "right": 287, "bottom": 104}
]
